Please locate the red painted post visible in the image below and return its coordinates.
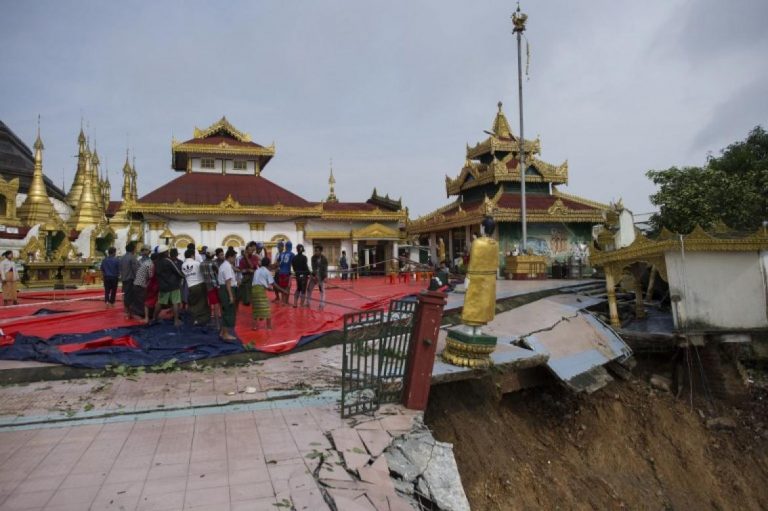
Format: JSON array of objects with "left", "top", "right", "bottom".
[{"left": 402, "top": 290, "right": 447, "bottom": 410}]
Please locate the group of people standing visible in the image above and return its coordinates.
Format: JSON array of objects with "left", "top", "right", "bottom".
[{"left": 101, "top": 240, "right": 331, "bottom": 341}]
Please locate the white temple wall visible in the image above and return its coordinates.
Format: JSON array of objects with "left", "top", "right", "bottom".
[
  {"left": 665, "top": 250, "right": 768, "bottom": 330},
  {"left": 190, "top": 158, "right": 257, "bottom": 175},
  {"left": 73, "top": 226, "right": 94, "bottom": 258}
]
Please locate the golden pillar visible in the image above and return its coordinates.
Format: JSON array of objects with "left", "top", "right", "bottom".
[
  {"left": 443, "top": 218, "right": 499, "bottom": 368},
  {"left": 605, "top": 265, "right": 621, "bottom": 329}
]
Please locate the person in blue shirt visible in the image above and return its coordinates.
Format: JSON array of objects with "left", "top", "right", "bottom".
[
  {"left": 100, "top": 247, "right": 120, "bottom": 308},
  {"left": 277, "top": 241, "right": 294, "bottom": 305}
]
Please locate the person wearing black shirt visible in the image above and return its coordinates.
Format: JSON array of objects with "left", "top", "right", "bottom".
[
  {"left": 308, "top": 246, "right": 329, "bottom": 309},
  {"left": 291, "top": 244, "right": 310, "bottom": 308},
  {"left": 153, "top": 245, "right": 184, "bottom": 327}
]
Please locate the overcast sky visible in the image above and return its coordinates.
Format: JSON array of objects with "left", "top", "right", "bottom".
[{"left": 1, "top": 0, "right": 766, "bottom": 217}]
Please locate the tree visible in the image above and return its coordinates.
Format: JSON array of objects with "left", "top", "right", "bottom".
[{"left": 647, "top": 126, "right": 768, "bottom": 233}]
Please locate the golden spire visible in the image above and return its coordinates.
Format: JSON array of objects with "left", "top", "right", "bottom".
[
  {"left": 130, "top": 154, "right": 138, "bottom": 200},
  {"left": 326, "top": 158, "right": 338, "bottom": 203},
  {"left": 121, "top": 149, "right": 132, "bottom": 201},
  {"left": 91, "top": 148, "right": 105, "bottom": 216},
  {"left": 491, "top": 101, "right": 512, "bottom": 139},
  {"left": 68, "top": 147, "right": 104, "bottom": 230},
  {"left": 18, "top": 117, "right": 61, "bottom": 230},
  {"left": 66, "top": 124, "right": 90, "bottom": 207},
  {"left": 101, "top": 165, "right": 111, "bottom": 214}
]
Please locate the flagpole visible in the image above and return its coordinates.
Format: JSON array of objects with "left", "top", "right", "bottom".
[{"left": 512, "top": 5, "right": 528, "bottom": 252}]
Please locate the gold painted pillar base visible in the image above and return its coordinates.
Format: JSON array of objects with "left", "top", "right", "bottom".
[{"left": 442, "top": 328, "right": 497, "bottom": 368}]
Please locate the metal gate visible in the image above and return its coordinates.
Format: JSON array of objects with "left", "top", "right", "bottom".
[{"left": 341, "top": 299, "right": 418, "bottom": 418}]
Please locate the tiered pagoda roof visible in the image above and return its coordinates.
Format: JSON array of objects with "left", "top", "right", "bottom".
[
  {"left": 445, "top": 102, "right": 568, "bottom": 196},
  {"left": 409, "top": 102, "right": 607, "bottom": 234},
  {"left": 133, "top": 118, "right": 407, "bottom": 223},
  {"left": 171, "top": 116, "right": 275, "bottom": 172}
]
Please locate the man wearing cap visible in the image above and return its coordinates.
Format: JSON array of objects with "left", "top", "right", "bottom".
[
  {"left": 153, "top": 245, "right": 184, "bottom": 327},
  {"left": 0, "top": 251, "right": 18, "bottom": 306}
]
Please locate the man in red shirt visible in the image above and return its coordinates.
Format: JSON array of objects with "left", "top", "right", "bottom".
[{"left": 238, "top": 241, "right": 261, "bottom": 306}]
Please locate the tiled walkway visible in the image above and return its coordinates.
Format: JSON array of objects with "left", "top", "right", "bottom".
[{"left": 0, "top": 402, "right": 422, "bottom": 511}]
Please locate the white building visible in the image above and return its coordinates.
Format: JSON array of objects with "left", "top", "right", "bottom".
[{"left": 125, "top": 117, "right": 407, "bottom": 272}]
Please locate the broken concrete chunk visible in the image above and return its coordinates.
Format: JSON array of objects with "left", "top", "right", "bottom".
[
  {"left": 385, "top": 447, "right": 419, "bottom": 482},
  {"left": 650, "top": 374, "right": 671, "bottom": 392},
  {"left": 421, "top": 441, "right": 470, "bottom": 511}
]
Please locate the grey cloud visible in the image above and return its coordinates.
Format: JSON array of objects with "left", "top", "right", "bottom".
[{"left": 691, "top": 73, "right": 768, "bottom": 153}]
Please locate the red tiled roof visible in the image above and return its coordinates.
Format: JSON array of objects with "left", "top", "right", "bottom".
[
  {"left": 138, "top": 173, "right": 311, "bottom": 207},
  {"left": 107, "top": 201, "right": 122, "bottom": 216},
  {"left": 0, "top": 226, "right": 30, "bottom": 240},
  {"left": 496, "top": 194, "right": 598, "bottom": 211},
  {"left": 320, "top": 202, "right": 377, "bottom": 212},
  {"left": 440, "top": 200, "right": 483, "bottom": 218},
  {"left": 178, "top": 136, "right": 264, "bottom": 149}
]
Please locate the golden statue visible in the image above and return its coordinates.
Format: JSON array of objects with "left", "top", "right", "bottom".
[
  {"left": 437, "top": 237, "right": 446, "bottom": 263},
  {"left": 443, "top": 217, "right": 499, "bottom": 367}
]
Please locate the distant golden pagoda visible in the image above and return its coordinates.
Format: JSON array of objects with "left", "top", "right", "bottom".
[
  {"left": 326, "top": 160, "right": 338, "bottom": 203},
  {"left": 65, "top": 127, "right": 88, "bottom": 208},
  {"left": 68, "top": 145, "right": 104, "bottom": 231},
  {"left": 16, "top": 124, "right": 62, "bottom": 231}
]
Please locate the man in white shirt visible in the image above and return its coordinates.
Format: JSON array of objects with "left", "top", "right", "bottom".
[
  {"left": 182, "top": 248, "right": 209, "bottom": 326},
  {"left": 216, "top": 248, "right": 238, "bottom": 341}
]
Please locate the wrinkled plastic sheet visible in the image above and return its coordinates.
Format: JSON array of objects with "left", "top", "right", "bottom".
[
  {"left": 0, "top": 322, "right": 244, "bottom": 368},
  {"left": 0, "top": 278, "right": 421, "bottom": 366}
]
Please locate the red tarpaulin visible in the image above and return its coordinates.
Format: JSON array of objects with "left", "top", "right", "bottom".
[{"left": 0, "top": 277, "right": 423, "bottom": 354}]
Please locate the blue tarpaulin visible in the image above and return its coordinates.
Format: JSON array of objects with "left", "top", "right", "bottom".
[{"left": 0, "top": 322, "right": 246, "bottom": 368}]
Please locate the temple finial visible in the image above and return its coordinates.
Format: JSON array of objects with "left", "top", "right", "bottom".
[
  {"left": 33, "top": 115, "right": 43, "bottom": 151},
  {"left": 326, "top": 157, "right": 338, "bottom": 202}
]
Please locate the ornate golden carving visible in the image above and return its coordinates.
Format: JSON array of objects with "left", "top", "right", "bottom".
[
  {"left": 171, "top": 143, "right": 275, "bottom": 158},
  {"left": 408, "top": 194, "right": 604, "bottom": 235},
  {"left": 199, "top": 221, "right": 218, "bottom": 231},
  {"left": 20, "top": 235, "right": 45, "bottom": 261},
  {"left": 0, "top": 177, "right": 21, "bottom": 226},
  {"left": 551, "top": 186, "right": 610, "bottom": 210},
  {"left": 294, "top": 221, "right": 306, "bottom": 233},
  {"left": 174, "top": 234, "right": 195, "bottom": 249},
  {"left": 304, "top": 230, "right": 352, "bottom": 240},
  {"left": 192, "top": 116, "right": 252, "bottom": 143},
  {"left": 130, "top": 200, "right": 323, "bottom": 218},
  {"left": 148, "top": 221, "right": 166, "bottom": 231},
  {"left": 249, "top": 222, "right": 265, "bottom": 231},
  {"left": 53, "top": 236, "right": 78, "bottom": 261},
  {"left": 591, "top": 225, "right": 768, "bottom": 268},
  {"left": 158, "top": 227, "right": 175, "bottom": 243},
  {"left": 352, "top": 223, "right": 400, "bottom": 240},
  {"left": 222, "top": 234, "right": 245, "bottom": 248}
]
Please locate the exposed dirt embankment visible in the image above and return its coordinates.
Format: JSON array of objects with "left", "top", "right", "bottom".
[{"left": 425, "top": 377, "right": 768, "bottom": 510}]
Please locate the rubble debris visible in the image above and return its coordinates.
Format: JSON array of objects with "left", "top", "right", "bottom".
[{"left": 650, "top": 374, "right": 672, "bottom": 393}]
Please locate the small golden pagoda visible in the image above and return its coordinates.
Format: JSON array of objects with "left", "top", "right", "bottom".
[
  {"left": 68, "top": 145, "right": 105, "bottom": 231},
  {"left": 65, "top": 128, "right": 88, "bottom": 208},
  {"left": 16, "top": 125, "right": 62, "bottom": 232}
]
